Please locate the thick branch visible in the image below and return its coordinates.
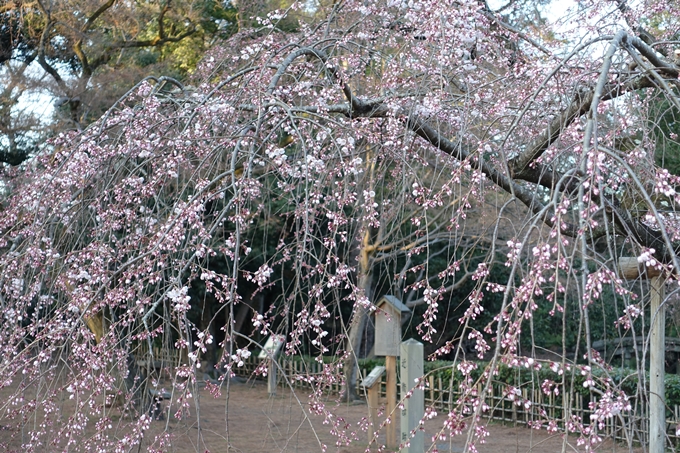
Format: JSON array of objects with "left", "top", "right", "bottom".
[
  {"left": 83, "top": 4, "right": 195, "bottom": 74},
  {"left": 36, "top": 38, "right": 66, "bottom": 92},
  {"left": 73, "top": 0, "right": 116, "bottom": 76},
  {"left": 83, "top": 0, "right": 116, "bottom": 33},
  {"left": 613, "top": 0, "right": 661, "bottom": 49},
  {"left": 509, "top": 31, "right": 677, "bottom": 179},
  {"left": 404, "top": 115, "right": 599, "bottom": 239},
  {"left": 510, "top": 74, "right": 656, "bottom": 179},
  {"left": 158, "top": 1, "right": 170, "bottom": 40},
  {"left": 283, "top": 103, "right": 586, "bottom": 239},
  {"left": 0, "top": 2, "right": 18, "bottom": 14}
]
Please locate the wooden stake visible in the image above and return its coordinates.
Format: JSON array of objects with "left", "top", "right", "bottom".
[
  {"left": 268, "top": 359, "right": 277, "bottom": 396},
  {"left": 386, "top": 355, "right": 397, "bottom": 449},
  {"left": 361, "top": 365, "right": 385, "bottom": 443}
]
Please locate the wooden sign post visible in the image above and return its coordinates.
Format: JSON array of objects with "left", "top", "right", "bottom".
[
  {"left": 258, "top": 335, "right": 285, "bottom": 396},
  {"left": 361, "top": 365, "right": 386, "bottom": 442},
  {"left": 619, "top": 257, "right": 665, "bottom": 453},
  {"left": 374, "top": 295, "right": 410, "bottom": 449},
  {"left": 400, "top": 339, "right": 424, "bottom": 453}
]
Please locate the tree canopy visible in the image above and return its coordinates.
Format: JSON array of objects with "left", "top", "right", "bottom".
[
  {"left": 2, "top": 0, "right": 680, "bottom": 451},
  {"left": 0, "top": 0, "right": 237, "bottom": 165}
]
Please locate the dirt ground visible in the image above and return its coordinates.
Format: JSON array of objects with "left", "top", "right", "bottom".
[
  {"left": 143, "top": 381, "right": 640, "bottom": 453},
  {"left": 0, "top": 379, "right": 641, "bottom": 453}
]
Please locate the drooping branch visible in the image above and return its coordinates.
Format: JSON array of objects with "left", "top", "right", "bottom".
[
  {"left": 289, "top": 98, "right": 589, "bottom": 238},
  {"left": 403, "top": 114, "right": 604, "bottom": 239},
  {"left": 5, "top": 3, "right": 680, "bottom": 448},
  {"left": 509, "top": 31, "right": 678, "bottom": 180},
  {"left": 509, "top": 74, "right": 658, "bottom": 180}
]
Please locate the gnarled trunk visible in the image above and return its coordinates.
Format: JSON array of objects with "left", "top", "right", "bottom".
[
  {"left": 85, "top": 309, "right": 153, "bottom": 417},
  {"left": 342, "top": 230, "right": 375, "bottom": 402}
]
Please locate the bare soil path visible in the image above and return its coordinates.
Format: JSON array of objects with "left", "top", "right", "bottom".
[
  {"left": 147, "top": 382, "right": 638, "bottom": 453},
  {"left": 0, "top": 380, "right": 639, "bottom": 452}
]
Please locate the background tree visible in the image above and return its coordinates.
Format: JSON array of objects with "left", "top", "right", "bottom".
[{"left": 0, "top": 0, "right": 237, "bottom": 165}]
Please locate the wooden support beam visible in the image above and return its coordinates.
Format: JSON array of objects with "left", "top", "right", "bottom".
[
  {"left": 367, "top": 385, "right": 379, "bottom": 441},
  {"left": 618, "top": 257, "right": 666, "bottom": 453},
  {"left": 650, "top": 275, "right": 665, "bottom": 453},
  {"left": 618, "top": 257, "right": 663, "bottom": 280}
]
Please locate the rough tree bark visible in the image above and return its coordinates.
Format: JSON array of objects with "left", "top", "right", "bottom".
[{"left": 342, "top": 228, "right": 376, "bottom": 402}]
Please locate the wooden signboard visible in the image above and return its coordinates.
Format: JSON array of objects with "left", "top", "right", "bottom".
[
  {"left": 374, "top": 295, "right": 410, "bottom": 357},
  {"left": 360, "top": 366, "right": 385, "bottom": 389},
  {"left": 373, "top": 295, "right": 409, "bottom": 448},
  {"left": 258, "top": 334, "right": 285, "bottom": 359}
]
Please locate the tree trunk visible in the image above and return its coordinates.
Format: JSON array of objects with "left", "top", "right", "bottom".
[
  {"left": 84, "top": 309, "right": 152, "bottom": 417},
  {"left": 200, "top": 294, "right": 217, "bottom": 374},
  {"left": 84, "top": 310, "right": 105, "bottom": 343},
  {"left": 342, "top": 230, "right": 375, "bottom": 401}
]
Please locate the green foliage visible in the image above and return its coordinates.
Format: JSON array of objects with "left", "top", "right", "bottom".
[
  {"left": 200, "top": 0, "right": 239, "bottom": 37},
  {"left": 229, "top": 0, "right": 301, "bottom": 32},
  {"left": 1, "top": 0, "right": 246, "bottom": 164},
  {"left": 131, "top": 1, "right": 238, "bottom": 76},
  {"left": 135, "top": 50, "right": 159, "bottom": 67}
]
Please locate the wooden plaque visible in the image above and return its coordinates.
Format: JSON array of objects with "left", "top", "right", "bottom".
[
  {"left": 361, "top": 365, "right": 386, "bottom": 389},
  {"left": 258, "top": 334, "right": 285, "bottom": 359}
]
